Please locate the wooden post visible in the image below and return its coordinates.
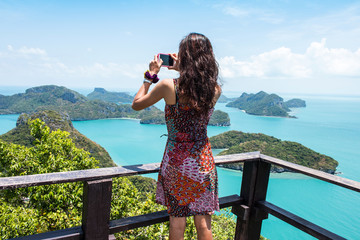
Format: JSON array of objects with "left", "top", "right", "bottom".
[
  {"left": 233, "top": 160, "right": 271, "bottom": 240},
  {"left": 82, "top": 178, "right": 113, "bottom": 240}
]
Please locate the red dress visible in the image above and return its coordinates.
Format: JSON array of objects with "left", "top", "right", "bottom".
[{"left": 156, "top": 79, "right": 219, "bottom": 217}]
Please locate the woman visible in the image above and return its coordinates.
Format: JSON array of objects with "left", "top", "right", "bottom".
[{"left": 132, "top": 33, "right": 221, "bottom": 240}]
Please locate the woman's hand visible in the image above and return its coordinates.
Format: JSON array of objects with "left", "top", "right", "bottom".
[
  {"left": 149, "top": 55, "right": 163, "bottom": 75},
  {"left": 168, "top": 53, "right": 180, "bottom": 72}
]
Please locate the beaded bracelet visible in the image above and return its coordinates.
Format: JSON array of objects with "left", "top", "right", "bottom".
[{"left": 144, "top": 70, "right": 159, "bottom": 83}]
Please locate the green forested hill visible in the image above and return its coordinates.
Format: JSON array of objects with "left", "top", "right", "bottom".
[
  {"left": 285, "top": 98, "right": 306, "bottom": 107},
  {"left": 210, "top": 130, "right": 338, "bottom": 173},
  {"left": 0, "top": 110, "right": 116, "bottom": 168},
  {"left": 0, "top": 119, "right": 163, "bottom": 239},
  {"left": 87, "top": 88, "right": 134, "bottom": 103},
  {"left": 226, "top": 91, "right": 306, "bottom": 117},
  {"left": 209, "top": 110, "right": 231, "bottom": 126},
  {"left": 0, "top": 85, "right": 162, "bottom": 121}
]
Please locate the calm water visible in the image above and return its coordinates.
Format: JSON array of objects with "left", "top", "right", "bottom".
[{"left": 1, "top": 95, "right": 359, "bottom": 239}]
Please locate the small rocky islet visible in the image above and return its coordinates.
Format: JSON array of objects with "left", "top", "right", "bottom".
[{"left": 225, "top": 91, "right": 306, "bottom": 118}]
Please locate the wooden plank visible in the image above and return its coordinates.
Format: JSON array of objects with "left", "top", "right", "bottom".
[
  {"left": 256, "top": 200, "right": 346, "bottom": 240},
  {"left": 10, "top": 226, "right": 82, "bottom": 240},
  {"left": 246, "top": 160, "right": 271, "bottom": 240},
  {"left": 214, "top": 151, "right": 260, "bottom": 165},
  {"left": 109, "top": 210, "right": 169, "bottom": 234},
  {"left": 234, "top": 160, "right": 271, "bottom": 240},
  {"left": 260, "top": 154, "right": 360, "bottom": 193},
  {"left": 0, "top": 163, "right": 161, "bottom": 190},
  {"left": 218, "top": 194, "right": 243, "bottom": 208},
  {"left": 0, "top": 152, "right": 259, "bottom": 190},
  {"left": 234, "top": 160, "right": 260, "bottom": 240},
  {"left": 109, "top": 194, "right": 243, "bottom": 234},
  {"left": 82, "top": 179, "right": 112, "bottom": 240}
]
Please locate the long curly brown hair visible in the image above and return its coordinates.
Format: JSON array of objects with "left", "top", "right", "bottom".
[{"left": 178, "top": 33, "right": 219, "bottom": 115}]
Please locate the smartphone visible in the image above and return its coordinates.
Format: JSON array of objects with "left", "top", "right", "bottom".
[{"left": 158, "top": 53, "right": 174, "bottom": 67}]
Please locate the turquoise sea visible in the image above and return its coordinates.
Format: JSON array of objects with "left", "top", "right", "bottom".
[{"left": 0, "top": 93, "right": 359, "bottom": 239}]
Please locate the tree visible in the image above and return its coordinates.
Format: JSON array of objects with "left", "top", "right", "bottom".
[{"left": 0, "top": 119, "right": 166, "bottom": 238}]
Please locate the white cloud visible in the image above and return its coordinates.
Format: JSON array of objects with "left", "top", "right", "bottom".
[
  {"left": 305, "top": 39, "right": 360, "bottom": 76},
  {"left": 17, "top": 46, "right": 47, "bottom": 56},
  {"left": 0, "top": 45, "right": 152, "bottom": 88},
  {"left": 1, "top": 41, "right": 359, "bottom": 94},
  {"left": 219, "top": 39, "right": 360, "bottom": 79}
]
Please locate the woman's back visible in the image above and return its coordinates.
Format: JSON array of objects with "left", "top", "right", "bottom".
[{"left": 165, "top": 79, "right": 214, "bottom": 143}]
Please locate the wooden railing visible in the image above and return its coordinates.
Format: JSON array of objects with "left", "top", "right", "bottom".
[{"left": 1, "top": 152, "right": 359, "bottom": 240}]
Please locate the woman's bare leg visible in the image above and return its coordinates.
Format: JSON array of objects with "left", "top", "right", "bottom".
[
  {"left": 194, "top": 215, "right": 213, "bottom": 240},
  {"left": 169, "top": 216, "right": 186, "bottom": 240}
]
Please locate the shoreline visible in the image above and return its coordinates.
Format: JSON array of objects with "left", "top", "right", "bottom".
[
  {"left": 72, "top": 117, "right": 141, "bottom": 121},
  {"left": 229, "top": 107, "right": 296, "bottom": 119}
]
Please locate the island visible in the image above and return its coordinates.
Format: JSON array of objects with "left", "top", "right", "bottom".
[
  {"left": 210, "top": 130, "right": 338, "bottom": 174},
  {"left": 285, "top": 98, "right": 306, "bottom": 108},
  {"left": 0, "top": 110, "right": 116, "bottom": 168},
  {"left": 87, "top": 87, "right": 134, "bottom": 103},
  {"left": 0, "top": 85, "right": 163, "bottom": 121},
  {"left": 209, "top": 110, "right": 231, "bottom": 126},
  {"left": 217, "top": 94, "right": 236, "bottom": 103},
  {"left": 0, "top": 85, "right": 231, "bottom": 126},
  {"left": 140, "top": 111, "right": 165, "bottom": 124},
  {"left": 226, "top": 91, "right": 306, "bottom": 118}
]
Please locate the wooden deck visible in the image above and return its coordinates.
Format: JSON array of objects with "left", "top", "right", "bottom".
[{"left": 1, "top": 151, "right": 359, "bottom": 240}]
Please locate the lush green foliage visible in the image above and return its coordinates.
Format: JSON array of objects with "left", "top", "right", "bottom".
[
  {"left": 226, "top": 91, "right": 305, "bottom": 117},
  {"left": 209, "top": 110, "right": 231, "bottom": 126},
  {"left": 0, "top": 119, "right": 98, "bottom": 237},
  {"left": 285, "top": 98, "right": 306, "bottom": 108},
  {"left": 87, "top": 88, "right": 134, "bottom": 103},
  {"left": 0, "top": 119, "right": 258, "bottom": 239},
  {"left": 140, "top": 111, "right": 166, "bottom": 124},
  {"left": 210, "top": 130, "right": 338, "bottom": 173},
  {"left": 0, "top": 110, "right": 116, "bottom": 167},
  {"left": 0, "top": 85, "right": 163, "bottom": 122}
]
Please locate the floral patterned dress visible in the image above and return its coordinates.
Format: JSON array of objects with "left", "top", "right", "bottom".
[{"left": 156, "top": 79, "right": 219, "bottom": 217}]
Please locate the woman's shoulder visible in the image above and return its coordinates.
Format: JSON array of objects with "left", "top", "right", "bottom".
[
  {"left": 158, "top": 78, "right": 177, "bottom": 105},
  {"left": 159, "top": 78, "right": 175, "bottom": 88}
]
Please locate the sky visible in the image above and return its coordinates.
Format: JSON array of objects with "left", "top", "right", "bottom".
[{"left": 0, "top": 0, "right": 360, "bottom": 96}]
